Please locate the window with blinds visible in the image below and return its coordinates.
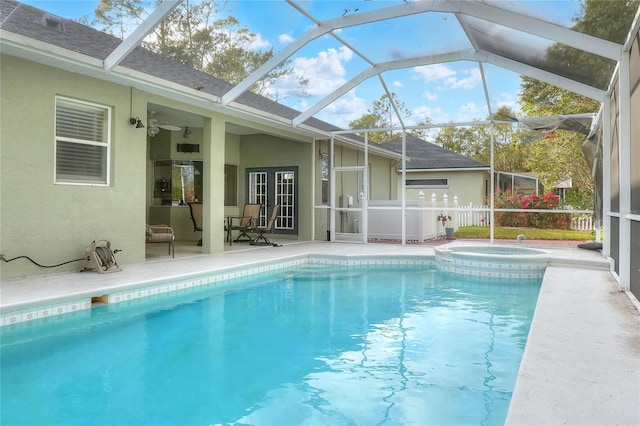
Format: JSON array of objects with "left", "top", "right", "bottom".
[{"left": 55, "top": 97, "right": 110, "bottom": 185}]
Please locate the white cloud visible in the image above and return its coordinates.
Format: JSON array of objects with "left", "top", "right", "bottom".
[
  {"left": 392, "top": 80, "right": 403, "bottom": 88},
  {"left": 412, "top": 105, "right": 448, "bottom": 124},
  {"left": 268, "top": 46, "right": 354, "bottom": 99},
  {"left": 494, "top": 100, "right": 519, "bottom": 114},
  {"left": 456, "top": 102, "right": 487, "bottom": 121},
  {"left": 278, "top": 33, "right": 294, "bottom": 44},
  {"left": 413, "top": 65, "right": 482, "bottom": 92},
  {"left": 446, "top": 68, "right": 482, "bottom": 90},
  {"left": 247, "top": 32, "right": 270, "bottom": 50},
  {"left": 412, "top": 64, "right": 456, "bottom": 83},
  {"left": 492, "top": 91, "right": 519, "bottom": 114},
  {"left": 459, "top": 102, "right": 480, "bottom": 113},
  {"left": 316, "top": 91, "right": 368, "bottom": 129},
  {"left": 422, "top": 90, "right": 437, "bottom": 102}
]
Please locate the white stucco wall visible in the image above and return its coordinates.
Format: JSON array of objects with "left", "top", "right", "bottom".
[
  {"left": 1, "top": 56, "right": 148, "bottom": 278},
  {"left": 0, "top": 56, "right": 229, "bottom": 279}
]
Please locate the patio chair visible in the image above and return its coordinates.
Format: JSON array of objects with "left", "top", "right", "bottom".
[
  {"left": 231, "top": 203, "right": 261, "bottom": 242},
  {"left": 250, "top": 204, "right": 280, "bottom": 246},
  {"left": 145, "top": 225, "right": 175, "bottom": 258},
  {"left": 187, "top": 202, "right": 203, "bottom": 246}
]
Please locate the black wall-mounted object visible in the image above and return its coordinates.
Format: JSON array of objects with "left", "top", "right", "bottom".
[{"left": 177, "top": 143, "right": 200, "bottom": 153}]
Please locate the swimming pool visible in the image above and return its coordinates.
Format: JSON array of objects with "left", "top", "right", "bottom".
[{"left": 1, "top": 263, "right": 541, "bottom": 425}]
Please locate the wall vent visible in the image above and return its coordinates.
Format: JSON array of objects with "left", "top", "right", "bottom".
[{"left": 40, "top": 14, "right": 64, "bottom": 32}]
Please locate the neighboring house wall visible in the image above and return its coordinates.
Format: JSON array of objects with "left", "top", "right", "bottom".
[
  {"left": 398, "top": 170, "right": 489, "bottom": 207},
  {"left": 369, "top": 154, "right": 397, "bottom": 201}
]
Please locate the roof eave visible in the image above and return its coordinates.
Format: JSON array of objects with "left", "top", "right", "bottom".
[{"left": 0, "top": 30, "right": 331, "bottom": 141}]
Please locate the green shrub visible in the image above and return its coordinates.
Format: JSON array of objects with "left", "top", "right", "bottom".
[{"left": 493, "top": 189, "right": 571, "bottom": 229}]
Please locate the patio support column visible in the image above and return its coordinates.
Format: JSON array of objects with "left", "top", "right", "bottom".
[
  {"left": 201, "top": 115, "right": 226, "bottom": 254},
  {"left": 618, "top": 54, "right": 631, "bottom": 291}
]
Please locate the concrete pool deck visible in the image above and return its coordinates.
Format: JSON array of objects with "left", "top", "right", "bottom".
[{"left": 1, "top": 241, "right": 639, "bottom": 425}]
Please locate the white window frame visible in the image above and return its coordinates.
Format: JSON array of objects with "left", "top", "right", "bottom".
[
  {"left": 406, "top": 177, "right": 449, "bottom": 188},
  {"left": 54, "top": 96, "right": 111, "bottom": 186}
]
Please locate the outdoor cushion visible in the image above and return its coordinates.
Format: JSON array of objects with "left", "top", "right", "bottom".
[{"left": 578, "top": 241, "right": 602, "bottom": 250}]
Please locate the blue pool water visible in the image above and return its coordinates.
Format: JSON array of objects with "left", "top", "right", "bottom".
[{"left": 1, "top": 265, "right": 541, "bottom": 425}]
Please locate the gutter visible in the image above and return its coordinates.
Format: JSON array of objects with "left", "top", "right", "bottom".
[{"left": 397, "top": 167, "right": 491, "bottom": 173}]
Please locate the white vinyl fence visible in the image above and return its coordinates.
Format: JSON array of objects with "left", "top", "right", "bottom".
[
  {"left": 456, "top": 203, "right": 595, "bottom": 231},
  {"left": 366, "top": 193, "right": 459, "bottom": 241},
  {"left": 363, "top": 195, "right": 596, "bottom": 242},
  {"left": 457, "top": 203, "right": 490, "bottom": 227}
]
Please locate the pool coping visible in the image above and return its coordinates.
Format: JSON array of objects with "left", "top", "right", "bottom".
[
  {"left": 1, "top": 241, "right": 638, "bottom": 424},
  {"left": 1, "top": 252, "right": 608, "bottom": 325},
  {"left": 505, "top": 265, "right": 640, "bottom": 425}
]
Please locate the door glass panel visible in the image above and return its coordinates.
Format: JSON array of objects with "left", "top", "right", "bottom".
[
  {"left": 275, "top": 171, "right": 295, "bottom": 231},
  {"left": 248, "top": 171, "right": 268, "bottom": 223},
  {"left": 248, "top": 172, "right": 267, "bottom": 204}
]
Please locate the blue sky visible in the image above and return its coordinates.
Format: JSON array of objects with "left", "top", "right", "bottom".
[{"left": 21, "top": 0, "right": 582, "bottom": 129}]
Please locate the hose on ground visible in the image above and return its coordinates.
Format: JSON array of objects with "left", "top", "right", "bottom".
[{"left": 0, "top": 254, "right": 85, "bottom": 268}]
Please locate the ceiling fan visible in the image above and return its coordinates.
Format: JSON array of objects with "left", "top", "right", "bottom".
[{"left": 147, "top": 110, "right": 181, "bottom": 137}]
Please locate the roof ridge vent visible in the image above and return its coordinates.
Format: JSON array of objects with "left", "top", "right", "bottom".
[{"left": 40, "top": 13, "right": 64, "bottom": 32}]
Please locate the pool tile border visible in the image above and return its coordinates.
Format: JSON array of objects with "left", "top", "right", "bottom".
[
  {"left": 1, "top": 299, "right": 92, "bottom": 327},
  {"left": 1, "top": 253, "right": 547, "bottom": 329}
]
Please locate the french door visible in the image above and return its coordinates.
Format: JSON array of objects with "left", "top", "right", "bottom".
[{"left": 246, "top": 167, "right": 297, "bottom": 234}]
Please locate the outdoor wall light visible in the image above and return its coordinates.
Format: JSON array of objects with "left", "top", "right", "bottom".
[
  {"left": 129, "top": 117, "right": 145, "bottom": 128},
  {"left": 183, "top": 126, "right": 192, "bottom": 139}
]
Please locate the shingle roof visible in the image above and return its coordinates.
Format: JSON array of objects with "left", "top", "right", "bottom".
[
  {"left": 0, "top": 0, "right": 341, "bottom": 133},
  {"left": 381, "top": 135, "right": 489, "bottom": 170}
]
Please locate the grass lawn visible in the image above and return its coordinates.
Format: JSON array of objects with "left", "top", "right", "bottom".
[{"left": 456, "top": 226, "right": 596, "bottom": 241}]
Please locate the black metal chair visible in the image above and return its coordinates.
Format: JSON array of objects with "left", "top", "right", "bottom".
[
  {"left": 250, "top": 204, "right": 280, "bottom": 246},
  {"left": 187, "top": 202, "right": 203, "bottom": 246},
  {"left": 231, "top": 203, "right": 261, "bottom": 242}
]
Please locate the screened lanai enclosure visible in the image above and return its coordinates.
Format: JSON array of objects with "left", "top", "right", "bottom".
[{"left": 0, "top": 0, "right": 638, "bottom": 300}]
